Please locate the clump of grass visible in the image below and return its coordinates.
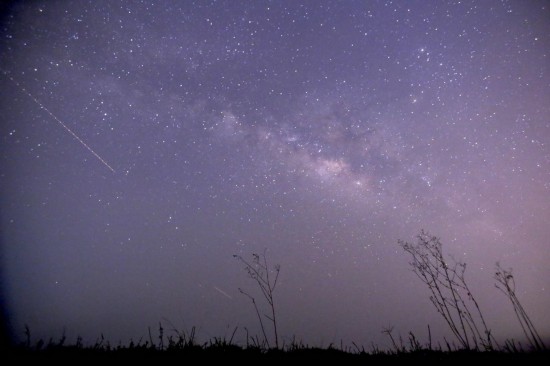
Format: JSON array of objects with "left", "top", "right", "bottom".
[
  {"left": 7, "top": 324, "right": 548, "bottom": 363},
  {"left": 399, "top": 231, "right": 495, "bottom": 350},
  {"left": 495, "top": 264, "right": 546, "bottom": 351},
  {"left": 234, "top": 250, "right": 281, "bottom": 349}
]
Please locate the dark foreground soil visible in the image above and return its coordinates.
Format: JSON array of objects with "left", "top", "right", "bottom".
[{"left": 3, "top": 346, "right": 549, "bottom": 364}]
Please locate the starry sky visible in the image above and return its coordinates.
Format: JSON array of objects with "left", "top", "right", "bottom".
[{"left": 0, "top": 0, "right": 549, "bottom": 348}]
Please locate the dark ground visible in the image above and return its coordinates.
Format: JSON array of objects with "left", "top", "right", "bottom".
[{"left": 3, "top": 345, "right": 548, "bottom": 364}]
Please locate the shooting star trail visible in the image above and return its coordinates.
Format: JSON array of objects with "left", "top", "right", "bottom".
[
  {"left": 213, "top": 286, "right": 233, "bottom": 299},
  {"left": 2, "top": 70, "right": 115, "bottom": 173}
]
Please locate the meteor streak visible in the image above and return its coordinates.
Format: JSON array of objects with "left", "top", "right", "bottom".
[
  {"left": 2, "top": 70, "right": 115, "bottom": 173},
  {"left": 213, "top": 286, "right": 233, "bottom": 299}
]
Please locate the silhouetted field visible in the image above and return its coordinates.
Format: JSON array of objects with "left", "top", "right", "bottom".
[
  {"left": 4, "top": 337, "right": 548, "bottom": 363},
  {"left": 4, "top": 240, "right": 548, "bottom": 362}
]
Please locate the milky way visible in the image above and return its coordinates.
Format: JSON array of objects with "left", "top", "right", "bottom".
[{"left": 0, "top": 1, "right": 548, "bottom": 347}]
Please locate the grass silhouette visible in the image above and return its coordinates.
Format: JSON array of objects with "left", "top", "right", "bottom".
[
  {"left": 5, "top": 324, "right": 548, "bottom": 362},
  {"left": 3, "top": 232, "right": 548, "bottom": 361}
]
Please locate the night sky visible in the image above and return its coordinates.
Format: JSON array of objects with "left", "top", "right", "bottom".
[{"left": 1, "top": 1, "right": 549, "bottom": 347}]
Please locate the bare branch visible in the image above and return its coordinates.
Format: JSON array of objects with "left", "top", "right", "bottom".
[
  {"left": 235, "top": 251, "right": 281, "bottom": 349},
  {"left": 494, "top": 263, "right": 546, "bottom": 351},
  {"left": 399, "top": 231, "right": 494, "bottom": 350}
]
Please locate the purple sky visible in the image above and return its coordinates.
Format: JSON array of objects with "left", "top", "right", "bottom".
[{"left": 1, "top": 0, "right": 549, "bottom": 348}]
